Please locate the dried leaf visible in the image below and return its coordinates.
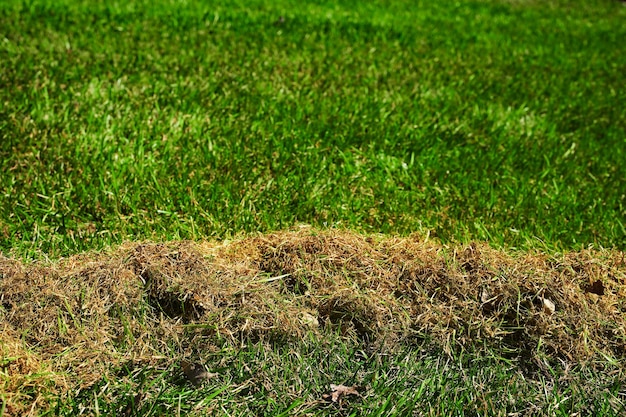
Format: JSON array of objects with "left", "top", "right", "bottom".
[
  {"left": 181, "top": 360, "right": 217, "bottom": 387},
  {"left": 299, "top": 312, "right": 319, "bottom": 328},
  {"left": 542, "top": 298, "right": 555, "bottom": 315},
  {"left": 323, "top": 384, "right": 361, "bottom": 403}
]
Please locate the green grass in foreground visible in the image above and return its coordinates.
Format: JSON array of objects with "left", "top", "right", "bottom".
[
  {"left": 55, "top": 337, "right": 624, "bottom": 416},
  {"left": 1, "top": 0, "right": 625, "bottom": 257}
]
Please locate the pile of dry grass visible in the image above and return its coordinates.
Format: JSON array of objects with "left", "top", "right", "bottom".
[{"left": 1, "top": 228, "right": 625, "bottom": 415}]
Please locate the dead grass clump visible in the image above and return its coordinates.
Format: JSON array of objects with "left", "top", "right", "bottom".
[
  {"left": 1, "top": 229, "right": 625, "bottom": 413},
  {"left": 0, "top": 326, "right": 66, "bottom": 417}
]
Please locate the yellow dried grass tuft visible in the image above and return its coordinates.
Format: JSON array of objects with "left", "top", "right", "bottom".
[
  {"left": 0, "top": 326, "right": 67, "bottom": 417},
  {"left": 1, "top": 229, "right": 625, "bottom": 413}
]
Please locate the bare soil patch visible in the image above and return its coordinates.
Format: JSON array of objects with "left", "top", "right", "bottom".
[{"left": 1, "top": 228, "right": 625, "bottom": 415}]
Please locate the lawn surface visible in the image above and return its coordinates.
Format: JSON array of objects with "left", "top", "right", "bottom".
[
  {"left": 1, "top": 0, "right": 626, "bottom": 415},
  {"left": 1, "top": 0, "right": 625, "bottom": 258}
]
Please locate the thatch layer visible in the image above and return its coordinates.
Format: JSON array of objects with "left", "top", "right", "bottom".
[{"left": 1, "top": 229, "right": 625, "bottom": 415}]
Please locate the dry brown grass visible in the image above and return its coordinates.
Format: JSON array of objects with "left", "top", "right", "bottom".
[{"left": 1, "top": 228, "right": 625, "bottom": 415}]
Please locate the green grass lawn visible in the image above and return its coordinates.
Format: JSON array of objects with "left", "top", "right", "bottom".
[
  {"left": 1, "top": 0, "right": 625, "bottom": 258},
  {"left": 1, "top": 0, "right": 626, "bottom": 415},
  {"left": 54, "top": 336, "right": 626, "bottom": 416}
]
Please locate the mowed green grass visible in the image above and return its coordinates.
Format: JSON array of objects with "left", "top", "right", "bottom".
[
  {"left": 55, "top": 337, "right": 626, "bottom": 416},
  {"left": 1, "top": 0, "right": 625, "bottom": 258}
]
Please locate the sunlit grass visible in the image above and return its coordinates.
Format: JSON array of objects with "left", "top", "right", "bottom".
[
  {"left": 1, "top": 0, "right": 625, "bottom": 415},
  {"left": 1, "top": 0, "right": 625, "bottom": 257}
]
